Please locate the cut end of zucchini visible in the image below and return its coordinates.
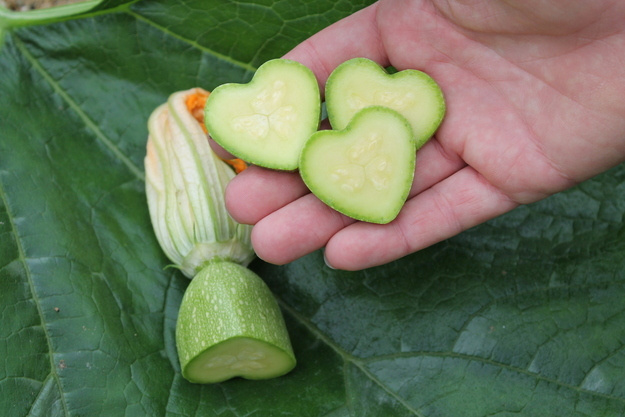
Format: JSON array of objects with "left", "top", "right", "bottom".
[
  {"left": 176, "top": 260, "right": 296, "bottom": 384},
  {"left": 183, "top": 336, "right": 296, "bottom": 383}
]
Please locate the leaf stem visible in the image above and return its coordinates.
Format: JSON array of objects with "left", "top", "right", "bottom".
[
  {"left": 0, "top": 0, "right": 142, "bottom": 29},
  {"left": 0, "top": 0, "right": 100, "bottom": 28}
]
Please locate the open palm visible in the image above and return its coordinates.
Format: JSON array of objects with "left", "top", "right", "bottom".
[{"left": 225, "top": 0, "right": 625, "bottom": 270}]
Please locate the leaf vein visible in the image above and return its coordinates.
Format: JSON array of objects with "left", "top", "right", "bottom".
[
  {"left": 362, "top": 350, "right": 625, "bottom": 405},
  {"left": 126, "top": 9, "right": 257, "bottom": 74},
  {"left": 277, "top": 298, "right": 425, "bottom": 416},
  {"left": 0, "top": 166, "right": 69, "bottom": 415},
  {"left": 13, "top": 36, "right": 144, "bottom": 181}
]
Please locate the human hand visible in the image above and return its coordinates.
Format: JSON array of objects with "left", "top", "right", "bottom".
[{"left": 225, "top": 0, "right": 625, "bottom": 270}]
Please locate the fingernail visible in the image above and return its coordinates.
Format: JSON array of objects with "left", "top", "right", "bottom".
[{"left": 323, "top": 250, "right": 335, "bottom": 270}]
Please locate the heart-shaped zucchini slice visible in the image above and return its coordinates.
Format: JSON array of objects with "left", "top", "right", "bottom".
[
  {"left": 325, "top": 57, "right": 445, "bottom": 149},
  {"left": 299, "top": 106, "right": 415, "bottom": 224},
  {"left": 205, "top": 59, "right": 321, "bottom": 170}
]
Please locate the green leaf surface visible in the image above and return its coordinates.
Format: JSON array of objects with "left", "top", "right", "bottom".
[{"left": 1, "top": 1, "right": 624, "bottom": 416}]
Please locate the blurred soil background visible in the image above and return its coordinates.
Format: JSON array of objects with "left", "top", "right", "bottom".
[{"left": 1, "top": 0, "right": 82, "bottom": 11}]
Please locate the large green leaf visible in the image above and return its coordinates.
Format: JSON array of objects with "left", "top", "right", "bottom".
[{"left": 1, "top": 1, "right": 624, "bottom": 416}]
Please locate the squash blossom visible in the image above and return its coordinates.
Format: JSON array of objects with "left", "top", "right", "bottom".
[
  {"left": 144, "top": 87, "right": 254, "bottom": 278},
  {"left": 145, "top": 88, "right": 296, "bottom": 384}
]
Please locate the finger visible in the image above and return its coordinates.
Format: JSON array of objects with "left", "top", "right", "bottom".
[
  {"left": 324, "top": 166, "right": 519, "bottom": 270},
  {"left": 250, "top": 193, "right": 355, "bottom": 265},
  {"left": 282, "top": 3, "right": 386, "bottom": 88},
  {"left": 225, "top": 165, "right": 309, "bottom": 224},
  {"left": 241, "top": 141, "right": 463, "bottom": 264}
]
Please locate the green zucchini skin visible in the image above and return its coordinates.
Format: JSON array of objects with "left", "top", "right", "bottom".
[{"left": 176, "top": 260, "right": 296, "bottom": 383}]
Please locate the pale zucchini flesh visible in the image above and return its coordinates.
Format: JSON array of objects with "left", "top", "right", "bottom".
[
  {"left": 325, "top": 57, "right": 445, "bottom": 149},
  {"left": 204, "top": 59, "right": 321, "bottom": 170},
  {"left": 184, "top": 337, "right": 295, "bottom": 383},
  {"left": 300, "top": 106, "right": 416, "bottom": 224}
]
